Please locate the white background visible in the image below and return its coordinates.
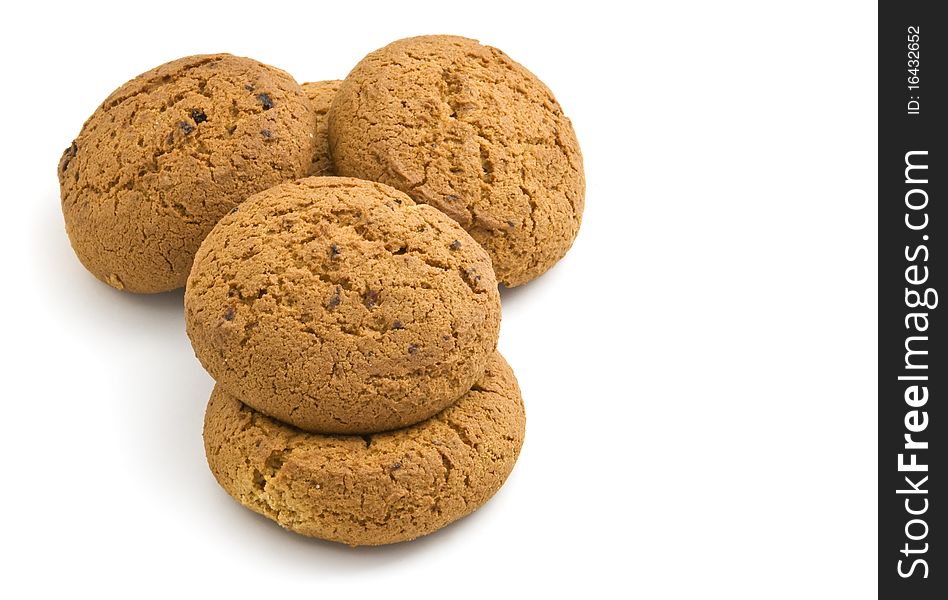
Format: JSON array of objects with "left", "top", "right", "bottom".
[{"left": 1, "top": 1, "right": 877, "bottom": 597}]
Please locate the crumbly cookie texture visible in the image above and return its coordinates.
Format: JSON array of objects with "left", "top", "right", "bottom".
[
  {"left": 328, "top": 35, "right": 585, "bottom": 287},
  {"left": 59, "top": 54, "right": 317, "bottom": 293},
  {"left": 204, "top": 352, "right": 525, "bottom": 546},
  {"left": 185, "top": 177, "right": 501, "bottom": 434},
  {"left": 301, "top": 81, "right": 342, "bottom": 176}
]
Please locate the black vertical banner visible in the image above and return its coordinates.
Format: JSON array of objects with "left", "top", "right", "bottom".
[{"left": 879, "top": 1, "right": 946, "bottom": 597}]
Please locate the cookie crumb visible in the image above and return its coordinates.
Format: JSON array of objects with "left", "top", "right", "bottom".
[
  {"left": 106, "top": 273, "right": 125, "bottom": 290},
  {"left": 461, "top": 267, "right": 483, "bottom": 292},
  {"left": 363, "top": 289, "right": 380, "bottom": 309},
  {"left": 327, "top": 285, "right": 342, "bottom": 310},
  {"left": 61, "top": 142, "right": 78, "bottom": 173},
  {"left": 257, "top": 93, "right": 274, "bottom": 110}
]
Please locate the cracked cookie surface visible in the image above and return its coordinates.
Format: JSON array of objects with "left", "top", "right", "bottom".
[
  {"left": 203, "top": 352, "right": 525, "bottom": 546},
  {"left": 328, "top": 35, "right": 585, "bottom": 287},
  {"left": 59, "top": 53, "right": 317, "bottom": 293},
  {"left": 185, "top": 177, "right": 501, "bottom": 434},
  {"left": 301, "top": 80, "right": 342, "bottom": 176}
]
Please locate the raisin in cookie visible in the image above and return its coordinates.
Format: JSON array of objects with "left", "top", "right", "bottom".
[
  {"left": 204, "top": 352, "right": 525, "bottom": 546},
  {"left": 185, "top": 177, "right": 501, "bottom": 434},
  {"left": 301, "top": 80, "right": 342, "bottom": 176},
  {"left": 328, "top": 35, "right": 585, "bottom": 287},
  {"left": 59, "top": 54, "right": 317, "bottom": 293}
]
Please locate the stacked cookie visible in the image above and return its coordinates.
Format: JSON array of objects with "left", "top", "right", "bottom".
[
  {"left": 187, "top": 177, "right": 524, "bottom": 545},
  {"left": 58, "top": 35, "right": 584, "bottom": 546}
]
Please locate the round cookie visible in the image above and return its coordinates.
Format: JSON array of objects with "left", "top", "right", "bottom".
[
  {"left": 328, "top": 35, "right": 585, "bottom": 287},
  {"left": 301, "top": 80, "right": 342, "bottom": 176},
  {"left": 59, "top": 54, "right": 317, "bottom": 293},
  {"left": 203, "top": 352, "right": 525, "bottom": 546},
  {"left": 185, "top": 176, "right": 501, "bottom": 434}
]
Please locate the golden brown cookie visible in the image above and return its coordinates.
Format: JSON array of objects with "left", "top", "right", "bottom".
[
  {"left": 301, "top": 80, "right": 342, "bottom": 176},
  {"left": 59, "top": 54, "right": 317, "bottom": 293},
  {"left": 185, "top": 177, "right": 501, "bottom": 434},
  {"left": 328, "top": 35, "right": 585, "bottom": 287},
  {"left": 204, "top": 352, "right": 525, "bottom": 546}
]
